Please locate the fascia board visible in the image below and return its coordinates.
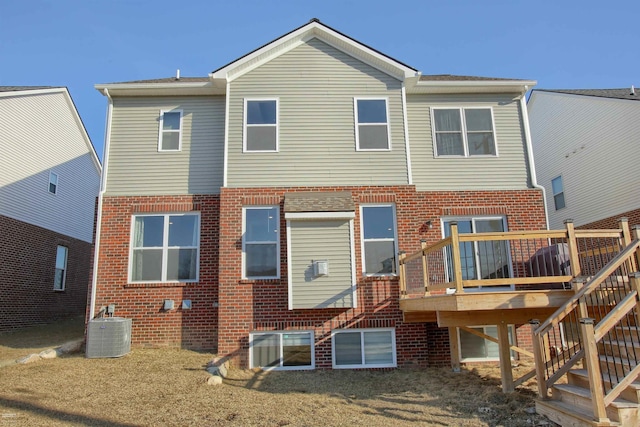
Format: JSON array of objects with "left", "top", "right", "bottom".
[
  {"left": 61, "top": 88, "right": 103, "bottom": 172},
  {"left": 0, "top": 87, "right": 66, "bottom": 98}
]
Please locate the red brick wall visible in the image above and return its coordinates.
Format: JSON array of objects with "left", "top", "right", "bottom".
[
  {"left": 577, "top": 208, "right": 640, "bottom": 231},
  {"left": 89, "top": 195, "right": 220, "bottom": 350},
  {"left": 0, "top": 214, "right": 92, "bottom": 331}
]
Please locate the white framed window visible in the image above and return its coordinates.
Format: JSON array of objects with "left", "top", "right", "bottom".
[
  {"left": 244, "top": 99, "right": 278, "bottom": 152},
  {"left": 54, "top": 245, "right": 68, "bottom": 291},
  {"left": 354, "top": 98, "right": 391, "bottom": 150},
  {"left": 459, "top": 326, "right": 515, "bottom": 362},
  {"left": 48, "top": 172, "right": 58, "bottom": 195},
  {"left": 360, "top": 204, "right": 398, "bottom": 276},
  {"left": 432, "top": 107, "right": 497, "bottom": 157},
  {"left": 551, "top": 175, "right": 565, "bottom": 210},
  {"left": 243, "top": 206, "right": 280, "bottom": 279},
  {"left": 250, "top": 331, "right": 314, "bottom": 370},
  {"left": 129, "top": 213, "right": 200, "bottom": 283},
  {"left": 332, "top": 328, "right": 396, "bottom": 369},
  {"left": 158, "top": 110, "right": 183, "bottom": 151}
]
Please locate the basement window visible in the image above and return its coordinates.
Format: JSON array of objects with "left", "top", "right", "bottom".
[{"left": 332, "top": 328, "right": 396, "bottom": 368}]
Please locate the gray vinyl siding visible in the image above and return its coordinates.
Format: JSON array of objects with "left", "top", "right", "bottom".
[
  {"left": 407, "top": 94, "right": 531, "bottom": 191},
  {"left": 227, "top": 38, "right": 408, "bottom": 187},
  {"left": 529, "top": 92, "right": 640, "bottom": 229},
  {"left": 106, "top": 96, "right": 224, "bottom": 195},
  {"left": 289, "top": 219, "right": 354, "bottom": 309},
  {"left": 0, "top": 91, "right": 100, "bottom": 242}
]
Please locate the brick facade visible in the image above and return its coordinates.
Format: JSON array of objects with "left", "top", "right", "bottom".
[
  {"left": 576, "top": 207, "right": 640, "bottom": 231},
  {"left": 90, "top": 186, "right": 546, "bottom": 367},
  {"left": 0, "top": 214, "right": 92, "bottom": 331}
]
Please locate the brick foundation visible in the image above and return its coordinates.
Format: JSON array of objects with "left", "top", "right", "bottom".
[{"left": 0, "top": 214, "right": 92, "bottom": 331}]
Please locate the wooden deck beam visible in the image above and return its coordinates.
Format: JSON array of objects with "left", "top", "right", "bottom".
[{"left": 436, "top": 307, "right": 559, "bottom": 327}]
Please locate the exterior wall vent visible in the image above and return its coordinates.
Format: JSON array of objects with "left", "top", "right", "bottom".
[
  {"left": 86, "top": 317, "right": 132, "bottom": 358},
  {"left": 313, "top": 260, "right": 329, "bottom": 276}
]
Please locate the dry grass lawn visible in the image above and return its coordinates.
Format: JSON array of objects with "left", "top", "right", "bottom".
[{"left": 0, "top": 320, "right": 556, "bottom": 426}]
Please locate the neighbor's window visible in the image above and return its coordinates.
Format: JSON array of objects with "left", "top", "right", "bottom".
[
  {"left": 243, "top": 206, "right": 279, "bottom": 278},
  {"left": 250, "top": 331, "right": 314, "bottom": 370},
  {"left": 54, "top": 245, "right": 68, "bottom": 291},
  {"left": 158, "top": 110, "right": 182, "bottom": 151},
  {"left": 332, "top": 328, "right": 396, "bottom": 368},
  {"left": 433, "top": 108, "right": 496, "bottom": 156},
  {"left": 49, "top": 172, "right": 58, "bottom": 194},
  {"left": 355, "top": 98, "right": 390, "bottom": 150},
  {"left": 244, "top": 99, "right": 278, "bottom": 152},
  {"left": 130, "top": 213, "right": 200, "bottom": 282},
  {"left": 361, "top": 205, "right": 397, "bottom": 275},
  {"left": 552, "top": 176, "right": 565, "bottom": 210}
]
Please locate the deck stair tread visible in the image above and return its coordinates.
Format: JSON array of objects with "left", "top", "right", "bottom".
[
  {"left": 571, "top": 369, "right": 640, "bottom": 390},
  {"left": 554, "top": 384, "right": 638, "bottom": 409},
  {"left": 599, "top": 354, "right": 637, "bottom": 367},
  {"left": 536, "top": 398, "right": 622, "bottom": 426},
  {"left": 601, "top": 340, "right": 640, "bottom": 348}
]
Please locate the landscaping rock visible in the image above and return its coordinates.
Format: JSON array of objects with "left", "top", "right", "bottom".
[
  {"left": 207, "top": 374, "right": 223, "bottom": 385},
  {"left": 39, "top": 349, "right": 58, "bottom": 359},
  {"left": 207, "top": 356, "right": 229, "bottom": 378},
  {"left": 16, "top": 354, "right": 41, "bottom": 364},
  {"left": 58, "top": 338, "right": 84, "bottom": 354}
]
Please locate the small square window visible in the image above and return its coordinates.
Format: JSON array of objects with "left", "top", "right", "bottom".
[
  {"left": 54, "top": 245, "right": 68, "bottom": 290},
  {"left": 49, "top": 172, "right": 58, "bottom": 194},
  {"left": 355, "top": 99, "right": 390, "bottom": 150},
  {"left": 244, "top": 99, "right": 278, "bottom": 152},
  {"left": 551, "top": 176, "right": 565, "bottom": 210},
  {"left": 159, "top": 111, "right": 182, "bottom": 151}
]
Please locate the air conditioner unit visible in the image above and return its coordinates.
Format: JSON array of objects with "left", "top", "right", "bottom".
[{"left": 86, "top": 317, "right": 132, "bottom": 358}]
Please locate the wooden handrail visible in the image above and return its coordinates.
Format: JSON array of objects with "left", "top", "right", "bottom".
[{"left": 401, "top": 237, "right": 452, "bottom": 264}]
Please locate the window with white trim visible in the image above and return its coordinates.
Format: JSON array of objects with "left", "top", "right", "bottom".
[
  {"left": 332, "top": 328, "right": 396, "bottom": 368},
  {"left": 130, "top": 213, "right": 200, "bottom": 282},
  {"left": 361, "top": 205, "right": 397, "bottom": 275},
  {"left": 551, "top": 175, "right": 565, "bottom": 210},
  {"left": 54, "top": 245, "right": 68, "bottom": 291},
  {"left": 243, "top": 206, "right": 279, "bottom": 279},
  {"left": 49, "top": 172, "right": 58, "bottom": 194},
  {"left": 244, "top": 99, "right": 278, "bottom": 152},
  {"left": 250, "top": 331, "right": 314, "bottom": 370},
  {"left": 158, "top": 110, "right": 182, "bottom": 151},
  {"left": 355, "top": 98, "right": 390, "bottom": 150},
  {"left": 433, "top": 107, "right": 496, "bottom": 156}
]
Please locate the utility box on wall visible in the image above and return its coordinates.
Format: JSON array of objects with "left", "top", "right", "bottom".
[
  {"left": 86, "top": 317, "right": 132, "bottom": 358},
  {"left": 313, "top": 260, "right": 329, "bottom": 277}
]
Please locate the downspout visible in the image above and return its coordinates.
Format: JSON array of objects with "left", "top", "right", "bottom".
[
  {"left": 519, "top": 89, "right": 550, "bottom": 230},
  {"left": 88, "top": 88, "right": 113, "bottom": 320},
  {"left": 401, "top": 83, "right": 413, "bottom": 185}
]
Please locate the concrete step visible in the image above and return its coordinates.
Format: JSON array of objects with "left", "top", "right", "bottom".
[
  {"left": 568, "top": 369, "right": 640, "bottom": 403},
  {"left": 553, "top": 383, "right": 638, "bottom": 424},
  {"left": 536, "top": 398, "right": 620, "bottom": 427}
]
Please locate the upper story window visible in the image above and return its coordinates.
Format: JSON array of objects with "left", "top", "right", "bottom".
[
  {"left": 433, "top": 108, "right": 496, "bottom": 157},
  {"left": 130, "top": 213, "right": 200, "bottom": 283},
  {"left": 552, "top": 176, "right": 565, "bottom": 210},
  {"left": 243, "top": 206, "right": 280, "bottom": 279},
  {"left": 48, "top": 172, "right": 58, "bottom": 195},
  {"left": 360, "top": 204, "right": 397, "bottom": 276},
  {"left": 244, "top": 99, "right": 278, "bottom": 152},
  {"left": 54, "top": 245, "right": 68, "bottom": 291},
  {"left": 355, "top": 98, "right": 390, "bottom": 150},
  {"left": 158, "top": 110, "right": 183, "bottom": 151}
]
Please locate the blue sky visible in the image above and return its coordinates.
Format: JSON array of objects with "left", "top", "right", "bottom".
[{"left": 1, "top": 0, "right": 637, "bottom": 161}]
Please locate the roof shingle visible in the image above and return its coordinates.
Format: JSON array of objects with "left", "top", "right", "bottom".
[{"left": 535, "top": 88, "right": 639, "bottom": 101}]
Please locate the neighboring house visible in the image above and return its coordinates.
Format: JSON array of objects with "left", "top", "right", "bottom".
[
  {"left": 90, "top": 19, "right": 546, "bottom": 369},
  {"left": 528, "top": 87, "right": 640, "bottom": 230},
  {"left": 0, "top": 86, "right": 101, "bottom": 331}
]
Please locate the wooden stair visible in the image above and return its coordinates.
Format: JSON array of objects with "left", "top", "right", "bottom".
[{"left": 536, "top": 326, "right": 640, "bottom": 426}]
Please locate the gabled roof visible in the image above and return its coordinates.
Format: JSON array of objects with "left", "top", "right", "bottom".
[
  {"left": 210, "top": 18, "right": 419, "bottom": 84},
  {"left": 0, "top": 85, "right": 61, "bottom": 92},
  {"left": 533, "top": 88, "right": 639, "bottom": 101},
  {"left": 420, "top": 75, "right": 529, "bottom": 82}
]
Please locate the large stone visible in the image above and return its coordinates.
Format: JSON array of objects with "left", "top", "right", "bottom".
[
  {"left": 208, "top": 356, "right": 229, "bottom": 378},
  {"left": 207, "top": 375, "right": 223, "bottom": 385},
  {"left": 39, "top": 349, "right": 58, "bottom": 359},
  {"left": 58, "top": 339, "right": 84, "bottom": 354},
  {"left": 16, "top": 354, "right": 41, "bottom": 364}
]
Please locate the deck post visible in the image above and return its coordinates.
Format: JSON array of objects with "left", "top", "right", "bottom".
[
  {"left": 579, "top": 318, "right": 609, "bottom": 423},
  {"left": 449, "top": 222, "right": 464, "bottom": 293},
  {"left": 420, "top": 240, "right": 430, "bottom": 296},
  {"left": 399, "top": 251, "right": 407, "bottom": 298},
  {"left": 564, "top": 219, "right": 582, "bottom": 278},
  {"left": 618, "top": 218, "right": 636, "bottom": 272},
  {"left": 530, "top": 319, "right": 548, "bottom": 398},
  {"left": 630, "top": 273, "right": 640, "bottom": 329},
  {"left": 448, "top": 327, "right": 461, "bottom": 372},
  {"left": 633, "top": 226, "right": 640, "bottom": 271},
  {"left": 497, "top": 321, "right": 514, "bottom": 393}
]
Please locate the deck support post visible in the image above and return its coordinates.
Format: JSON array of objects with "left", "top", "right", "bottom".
[
  {"left": 530, "top": 319, "right": 548, "bottom": 399},
  {"left": 449, "top": 222, "right": 464, "bottom": 294},
  {"left": 579, "top": 318, "right": 609, "bottom": 423},
  {"left": 497, "top": 321, "right": 514, "bottom": 393},
  {"left": 630, "top": 273, "right": 640, "bottom": 329},
  {"left": 619, "top": 218, "right": 636, "bottom": 272},
  {"left": 564, "top": 219, "right": 582, "bottom": 278},
  {"left": 420, "top": 240, "right": 430, "bottom": 296},
  {"left": 399, "top": 252, "right": 407, "bottom": 298},
  {"left": 448, "top": 327, "right": 460, "bottom": 372},
  {"left": 633, "top": 226, "right": 640, "bottom": 272}
]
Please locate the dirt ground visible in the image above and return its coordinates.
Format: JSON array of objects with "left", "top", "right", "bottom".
[{"left": 0, "top": 319, "right": 556, "bottom": 426}]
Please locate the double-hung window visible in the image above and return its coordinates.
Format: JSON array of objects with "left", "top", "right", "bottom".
[
  {"left": 54, "top": 245, "right": 68, "bottom": 291},
  {"left": 48, "top": 172, "right": 58, "bottom": 195},
  {"left": 250, "top": 331, "right": 314, "bottom": 370},
  {"left": 130, "top": 213, "right": 200, "bottom": 282},
  {"left": 433, "top": 107, "right": 496, "bottom": 156},
  {"left": 361, "top": 205, "right": 398, "bottom": 275},
  {"left": 332, "top": 328, "right": 396, "bottom": 368},
  {"left": 243, "top": 206, "right": 279, "bottom": 279},
  {"left": 244, "top": 99, "right": 278, "bottom": 152},
  {"left": 552, "top": 176, "right": 565, "bottom": 210},
  {"left": 158, "top": 110, "right": 182, "bottom": 151},
  {"left": 355, "top": 98, "right": 390, "bottom": 150}
]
